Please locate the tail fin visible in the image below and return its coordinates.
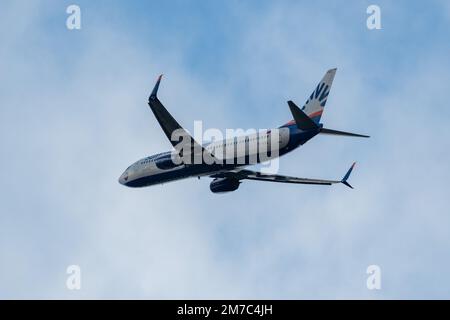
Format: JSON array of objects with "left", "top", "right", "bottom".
[{"left": 302, "top": 68, "right": 337, "bottom": 124}]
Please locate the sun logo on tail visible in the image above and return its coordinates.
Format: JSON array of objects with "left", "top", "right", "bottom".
[{"left": 302, "top": 82, "right": 330, "bottom": 111}]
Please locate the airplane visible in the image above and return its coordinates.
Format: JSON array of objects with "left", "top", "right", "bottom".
[{"left": 118, "top": 68, "right": 369, "bottom": 193}]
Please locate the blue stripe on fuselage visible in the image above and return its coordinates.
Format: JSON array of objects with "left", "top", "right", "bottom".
[{"left": 277, "top": 124, "right": 320, "bottom": 157}]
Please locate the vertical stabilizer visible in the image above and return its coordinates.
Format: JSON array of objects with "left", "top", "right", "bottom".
[{"left": 301, "top": 68, "right": 337, "bottom": 123}]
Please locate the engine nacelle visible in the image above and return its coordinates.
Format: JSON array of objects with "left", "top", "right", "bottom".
[{"left": 210, "top": 178, "right": 240, "bottom": 193}]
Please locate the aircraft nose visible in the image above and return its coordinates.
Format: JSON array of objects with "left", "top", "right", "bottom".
[{"left": 118, "top": 171, "right": 129, "bottom": 185}]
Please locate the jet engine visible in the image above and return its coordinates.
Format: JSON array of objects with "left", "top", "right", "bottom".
[{"left": 209, "top": 177, "right": 240, "bottom": 193}]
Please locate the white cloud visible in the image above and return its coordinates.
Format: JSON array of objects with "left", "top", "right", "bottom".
[{"left": 1, "top": 1, "right": 449, "bottom": 299}]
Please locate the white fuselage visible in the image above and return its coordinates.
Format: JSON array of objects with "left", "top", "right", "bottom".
[{"left": 118, "top": 128, "right": 292, "bottom": 187}]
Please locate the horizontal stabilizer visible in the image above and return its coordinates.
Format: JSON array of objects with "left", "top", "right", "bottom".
[
  {"left": 287, "top": 101, "right": 319, "bottom": 131},
  {"left": 320, "top": 128, "right": 370, "bottom": 138}
]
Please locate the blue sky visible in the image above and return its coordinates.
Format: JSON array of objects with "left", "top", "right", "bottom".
[{"left": 1, "top": 0, "right": 450, "bottom": 299}]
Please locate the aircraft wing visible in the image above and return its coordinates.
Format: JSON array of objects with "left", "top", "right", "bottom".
[
  {"left": 210, "top": 162, "right": 357, "bottom": 188},
  {"left": 148, "top": 75, "right": 217, "bottom": 164}
]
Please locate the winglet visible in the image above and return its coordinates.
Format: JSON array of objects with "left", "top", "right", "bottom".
[
  {"left": 149, "top": 74, "right": 163, "bottom": 101},
  {"left": 341, "top": 162, "right": 356, "bottom": 189}
]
